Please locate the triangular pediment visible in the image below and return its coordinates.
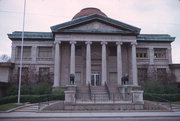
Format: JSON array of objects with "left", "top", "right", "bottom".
[
  {"left": 51, "top": 14, "right": 141, "bottom": 35},
  {"left": 65, "top": 21, "right": 123, "bottom": 32}
]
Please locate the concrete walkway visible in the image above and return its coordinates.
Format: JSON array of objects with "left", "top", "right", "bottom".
[{"left": 0, "top": 111, "right": 180, "bottom": 118}]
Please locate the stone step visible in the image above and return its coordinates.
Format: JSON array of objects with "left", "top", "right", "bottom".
[
  {"left": 14, "top": 104, "right": 38, "bottom": 112},
  {"left": 172, "top": 109, "right": 180, "bottom": 112},
  {"left": 91, "top": 92, "right": 109, "bottom": 95},
  {"left": 91, "top": 96, "right": 109, "bottom": 99},
  {"left": 90, "top": 86, "right": 106, "bottom": 89},
  {"left": 172, "top": 106, "right": 180, "bottom": 112},
  {"left": 91, "top": 88, "right": 107, "bottom": 92}
]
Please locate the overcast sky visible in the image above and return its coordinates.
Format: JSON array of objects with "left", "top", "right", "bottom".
[{"left": 0, "top": 0, "right": 180, "bottom": 63}]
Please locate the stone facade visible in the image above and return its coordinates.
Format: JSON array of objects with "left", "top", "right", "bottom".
[{"left": 7, "top": 8, "right": 177, "bottom": 88}]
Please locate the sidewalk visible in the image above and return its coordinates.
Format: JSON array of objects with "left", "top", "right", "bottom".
[{"left": 0, "top": 111, "right": 180, "bottom": 118}]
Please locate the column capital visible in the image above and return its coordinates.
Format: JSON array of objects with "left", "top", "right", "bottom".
[
  {"left": 85, "top": 41, "right": 92, "bottom": 45},
  {"left": 54, "top": 41, "right": 61, "bottom": 44},
  {"left": 101, "top": 41, "right": 107, "bottom": 45},
  {"left": 70, "top": 41, "right": 77, "bottom": 44},
  {"left": 131, "top": 42, "right": 137, "bottom": 46},
  {"left": 116, "top": 41, "right": 123, "bottom": 45}
]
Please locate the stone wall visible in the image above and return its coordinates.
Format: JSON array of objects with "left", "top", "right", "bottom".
[
  {"left": 0, "top": 62, "right": 14, "bottom": 83},
  {"left": 169, "top": 64, "right": 180, "bottom": 84}
]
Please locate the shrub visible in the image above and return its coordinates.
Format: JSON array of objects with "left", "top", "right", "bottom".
[
  {"left": 6, "top": 85, "right": 18, "bottom": 96},
  {"left": 21, "top": 85, "right": 33, "bottom": 95},
  {"left": 0, "top": 94, "right": 65, "bottom": 105},
  {"left": 144, "top": 93, "right": 180, "bottom": 102},
  {"left": 32, "top": 82, "right": 52, "bottom": 95},
  {"left": 6, "top": 82, "right": 52, "bottom": 96},
  {"left": 52, "top": 87, "right": 65, "bottom": 95},
  {"left": 143, "top": 84, "right": 180, "bottom": 94},
  {"left": 0, "top": 95, "right": 18, "bottom": 105}
]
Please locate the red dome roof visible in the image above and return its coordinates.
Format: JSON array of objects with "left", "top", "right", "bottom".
[{"left": 73, "top": 7, "right": 107, "bottom": 19}]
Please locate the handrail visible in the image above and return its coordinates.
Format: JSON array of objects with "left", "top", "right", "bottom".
[
  {"left": 145, "top": 93, "right": 172, "bottom": 111},
  {"left": 105, "top": 82, "right": 110, "bottom": 100},
  {"left": 88, "top": 82, "right": 92, "bottom": 100}
]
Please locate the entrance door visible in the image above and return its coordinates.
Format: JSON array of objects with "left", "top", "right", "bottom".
[{"left": 91, "top": 72, "right": 101, "bottom": 86}]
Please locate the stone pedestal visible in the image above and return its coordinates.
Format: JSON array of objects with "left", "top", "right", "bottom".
[
  {"left": 131, "top": 90, "right": 144, "bottom": 104},
  {"left": 119, "top": 85, "right": 133, "bottom": 93},
  {"left": 64, "top": 85, "right": 77, "bottom": 104},
  {"left": 64, "top": 91, "right": 76, "bottom": 104},
  {"left": 66, "top": 84, "right": 77, "bottom": 91}
]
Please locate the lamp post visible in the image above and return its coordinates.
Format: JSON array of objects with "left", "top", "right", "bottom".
[{"left": 17, "top": 0, "right": 26, "bottom": 104}]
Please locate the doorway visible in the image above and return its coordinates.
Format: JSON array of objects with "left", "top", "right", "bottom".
[{"left": 91, "top": 72, "right": 101, "bottom": 86}]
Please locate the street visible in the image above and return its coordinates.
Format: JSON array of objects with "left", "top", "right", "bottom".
[{"left": 0, "top": 117, "right": 180, "bottom": 121}]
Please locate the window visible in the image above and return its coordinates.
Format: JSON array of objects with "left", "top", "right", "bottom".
[
  {"left": 38, "top": 47, "right": 52, "bottom": 58},
  {"left": 108, "top": 46, "right": 117, "bottom": 56},
  {"left": 109, "top": 72, "right": 117, "bottom": 82},
  {"left": 17, "top": 46, "right": 31, "bottom": 58},
  {"left": 138, "top": 68, "right": 147, "bottom": 82},
  {"left": 39, "top": 67, "right": 50, "bottom": 82},
  {"left": 154, "top": 48, "right": 166, "bottom": 59},
  {"left": 75, "top": 72, "right": 81, "bottom": 82},
  {"left": 136, "top": 48, "right": 148, "bottom": 58},
  {"left": 75, "top": 46, "right": 82, "bottom": 56}
]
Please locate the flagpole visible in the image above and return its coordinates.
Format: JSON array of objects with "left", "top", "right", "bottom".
[{"left": 18, "top": 0, "right": 26, "bottom": 104}]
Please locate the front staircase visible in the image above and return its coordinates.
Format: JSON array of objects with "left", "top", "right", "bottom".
[
  {"left": 76, "top": 85, "right": 110, "bottom": 103},
  {"left": 90, "top": 86, "right": 109, "bottom": 102}
]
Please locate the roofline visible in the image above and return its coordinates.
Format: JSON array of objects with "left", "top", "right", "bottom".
[
  {"left": 137, "top": 34, "right": 175, "bottom": 43},
  {"left": 8, "top": 32, "right": 175, "bottom": 43},
  {"left": 169, "top": 64, "right": 180, "bottom": 68},
  {"left": 8, "top": 31, "right": 53, "bottom": 41},
  {"left": 51, "top": 14, "right": 141, "bottom": 33},
  {"left": 0, "top": 62, "right": 14, "bottom": 68}
]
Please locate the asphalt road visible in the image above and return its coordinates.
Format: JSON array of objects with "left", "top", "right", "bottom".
[{"left": 0, "top": 117, "right": 180, "bottom": 121}]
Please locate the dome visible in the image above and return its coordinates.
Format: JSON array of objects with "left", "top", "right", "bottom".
[{"left": 72, "top": 7, "right": 107, "bottom": 19}]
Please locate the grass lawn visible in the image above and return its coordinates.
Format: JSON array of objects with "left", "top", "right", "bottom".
[
  {"left": 0, "top": 103, "right": 22, "bottom": 111},
  {"left": 172, "top": 102, "right": 180, "bottom": 105}
]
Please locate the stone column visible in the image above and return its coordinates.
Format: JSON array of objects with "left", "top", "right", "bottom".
[
  {"left": 131, "top": 42, "right": 138, "bottom": 86},
  {"left": 101, "top": 41, "right": 107, "bottom": 86},
  {"left": 53, "top": 41, "right": 61, "bottom": 87},
  {"left": 70, "top": 41, "right": 76, "bottom": 75},
  {"left": 116, "top": 41, "right": 123, "bottom": 86},
  {"left": 85, "top": 41, "right": 92, "bottom": 85}
]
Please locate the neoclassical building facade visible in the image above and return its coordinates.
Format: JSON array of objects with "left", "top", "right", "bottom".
[{"left": 8, "top": 8, "right": 175, "bottom": 88}]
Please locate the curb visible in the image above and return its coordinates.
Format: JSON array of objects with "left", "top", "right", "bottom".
[
  {"left": 1, "top": 115, "right": 180, "bottom": 119},
  {"left": 0, "top": 112, "right": 180, "bottom": 119}
]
